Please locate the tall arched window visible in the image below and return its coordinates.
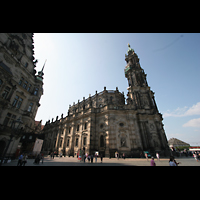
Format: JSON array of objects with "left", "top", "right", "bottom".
[
  {"left": 100, "top": 135, "right": 104, "bottom": 147},
  {"left": 77, "top": 125, "right": 79, "bottom": 132}
]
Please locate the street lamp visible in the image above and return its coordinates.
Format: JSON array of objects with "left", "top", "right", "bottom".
[{"left": 0, "top": 117, "right": 23, "bottom": 166}]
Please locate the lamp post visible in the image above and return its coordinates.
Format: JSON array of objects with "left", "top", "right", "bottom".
[{"left": 0, "top": 117, "right": 23, "bottom": 166}]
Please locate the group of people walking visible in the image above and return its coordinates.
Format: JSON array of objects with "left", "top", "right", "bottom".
[
  {"left": 33, "top": 153, "right": 44, "bottom": 164},
  {"left": 78, "top": 152, "right": 103, "bottom": 163},
  {"left": 17, "top": 153, "right": 28, "bottom": 166},
  {"left": 17, "top": 152, "right": 44, "bottom": 166}
]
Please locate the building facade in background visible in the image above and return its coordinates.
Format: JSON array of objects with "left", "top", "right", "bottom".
[
  {"left": 168, "top": 137, "right": 190, "bottom": 149},
  {"left": 0, "top": 33, "right": 44, "bottom": 158},
  {"left": 42, "top": 44, "right": 170, "bottom": 157}
]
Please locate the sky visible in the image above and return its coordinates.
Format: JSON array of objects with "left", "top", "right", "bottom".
[{"left": 34, "top": 33, "right": 200, "bottom": 145}]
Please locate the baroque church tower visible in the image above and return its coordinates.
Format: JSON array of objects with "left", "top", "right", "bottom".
[{"left": 124, "top": 44, "right": 169, "bottom": 154}]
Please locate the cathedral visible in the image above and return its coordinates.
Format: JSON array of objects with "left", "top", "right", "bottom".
[{"left": 42, "top": 44, "right": 170, "bottom": 158}]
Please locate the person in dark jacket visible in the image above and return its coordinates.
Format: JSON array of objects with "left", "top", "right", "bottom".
[
  {"left": 100, "top": 154, "right": 103, "bottom": 163},
  {"left": 91, "top": 154, "right": 93, "bottom": 163}
]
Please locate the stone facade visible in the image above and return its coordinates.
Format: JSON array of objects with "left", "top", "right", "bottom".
[
  {"left": 42, "top": 44, "right": 170, "bottom": 157},
  {"left": 0, "top": 33, "right": 44, "bottom": 158}
]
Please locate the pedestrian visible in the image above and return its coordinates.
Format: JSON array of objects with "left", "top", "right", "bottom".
[
  {"left": 85, "top": 153, "right": 88, "bottom": 161},
  {"left": 100, "top": 154, "right": 103, "bottom": 163},
  {"left": 52, "top": 152, "right": 54, "bottom": 159},
  {"left": 156, "top": 153, "right": 160, "bottom": 161},
  {"left": 169, "top": 156, "right": 176, "bottom": 166},
  {"left": 91, "top": 154, "right": 93, "bottom": 163},
  {"left": 95, "top": 153, "right": 98, "bottom": 163},
  {"left": 150, "top": 157, "right": 156, "bottom": 166},
  {"left": 140, "top": 152, "right": 143, "bottom": 158},
  {"left": 115, "top": 152, "right": 118, "bottom": 159},
  {"left": 83, "top": 154, "right": 86, "bottom": 163},
  {"left": 123, "top": 153, "right": 125, "bottom": 159},
  {"left": 145, "top": 153, "right": 148, "bottom": 161},
  {"left": 50, "top": 152, "right": 53, "bottom": 159},
  {"left": 193, "top": 152, "right": 199, "bottom": 162},
  {"left": 22, "top": 154, "right": 27, "bottom": 166},
  {"left": 17, "top": 153, "right": 23, "bottom": 166},
  {"left": 41, "top": 153, "right": 44, "bottom": 164}
]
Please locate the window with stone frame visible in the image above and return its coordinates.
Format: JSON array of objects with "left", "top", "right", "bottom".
[
  {"left": 59, "top": 138, "right": 63, "bottom": 147},
  {"left": 27, "top": 102, "right": 33, "bottom": 112},
  {"left": 27, "top": 84, "right": 32, "bottom": 92},
  {"left": 75, "top": 138, "right": 79, "bottom": 146},
  {"left": 2, "top": 86, "right": 11, "bottom": 99},
  {"left": 12, "top": 95, "right": 23, "bottom": 109},
  {"left": 24, "top": 62, "right": 28, "bottom": 68},
  {"left": 83, "top": 137, "right": 87, "bottom": 146},
  {"left": 34, "top": 87, "right": 39, "bottom": 96},
  {"left": 77, "top": 124, "right": 79, "bottom": 132},
  {"left": 84, "top": 122, "right": 87, "bottom": 130},
  {"left": 23, "top": 80, "right": 28, "bottom": 89},
  {"left": 3, "top": 113, "right": 16, "bottom": 127},
  {"left": 19, "top": 77, "right": 24, "bottom": 85},
  {"left": 67, "top": 139, "right": 70, "bottom": 147}
]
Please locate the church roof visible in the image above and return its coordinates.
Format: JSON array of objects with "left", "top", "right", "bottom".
[{"left": 168, "top": 138, "right": 190, "bottom": 147}]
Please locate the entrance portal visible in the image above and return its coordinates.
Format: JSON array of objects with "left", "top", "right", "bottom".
[{"left": 0, "top": 141, "right": 6, "bottom": 158}]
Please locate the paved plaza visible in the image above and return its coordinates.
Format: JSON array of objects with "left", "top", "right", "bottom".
[{"left": 2, "top": 156, "right": 200, "bottom": 166}]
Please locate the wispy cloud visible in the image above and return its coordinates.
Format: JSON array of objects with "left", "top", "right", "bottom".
[
  {"left": 163, "top": 102, "right": 200, "bottom": 118},
  {"left": 183, "top": 118, "right": 200, "bottom": 127}
]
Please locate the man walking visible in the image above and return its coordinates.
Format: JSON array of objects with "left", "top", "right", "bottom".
[
  {"left": 100, "top": 154, "right": 103, "bottom": 163},
  {"left": 17, "top": 153, "right": 23, "bottom": 166}
]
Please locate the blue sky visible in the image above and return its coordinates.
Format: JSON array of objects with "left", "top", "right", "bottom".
[{"left": 34, "top": 33, "right": 200, "bottom": 145}]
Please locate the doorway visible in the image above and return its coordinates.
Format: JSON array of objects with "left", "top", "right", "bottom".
[{"left": 0, "top": 140, "right": 6, "bottom": 158}]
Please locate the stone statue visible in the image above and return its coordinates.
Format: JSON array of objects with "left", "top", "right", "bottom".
[{"left": 121, "top": 137, "right": 126, "bottom": 147}]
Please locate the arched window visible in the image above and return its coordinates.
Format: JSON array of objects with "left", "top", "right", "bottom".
[
  {"left": 100, "top": 135, "right": 104, "bottom": 147},
  {"left": 83, "top": 137, "right": 87, "bottom": 146},
  {"left": 75, "top": 138, "right": 79, "bottom": 146}
]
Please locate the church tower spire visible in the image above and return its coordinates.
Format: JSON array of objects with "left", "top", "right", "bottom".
[
  {"left": 37, "top": 59, "right": 46, "bottom": 82},
  {"left": 124, "top": 44, "right": 169, "bottom": 155},
  {"left": 124, "top": 44, "right": 157, "bottom": 113}
]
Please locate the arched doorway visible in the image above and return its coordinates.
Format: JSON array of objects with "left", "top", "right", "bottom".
[
  {"left": 100, "top": 135, "right": 104, "bottom": 147},
  {"left": 0, "top": 140, "right": 6, "bottom": 158}
]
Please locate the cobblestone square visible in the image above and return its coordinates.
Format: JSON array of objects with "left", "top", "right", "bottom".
[{"left": 2, "top": 156, "right": 200, "bottom": 166}]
